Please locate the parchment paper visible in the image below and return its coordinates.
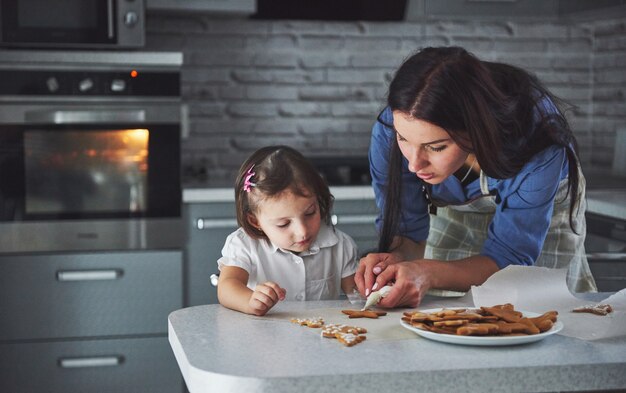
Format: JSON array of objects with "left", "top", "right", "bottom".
[{"left": 470, "top": 265, "right": 626, "bottom": 340}]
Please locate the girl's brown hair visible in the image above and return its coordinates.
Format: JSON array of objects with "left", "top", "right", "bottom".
[{"left": 235, "top": 145, "right": 333, "bottom": 239}]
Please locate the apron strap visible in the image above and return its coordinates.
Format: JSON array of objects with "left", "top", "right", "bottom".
[{"left": 479, "top": 170, "right": 490, "bottom": 196}]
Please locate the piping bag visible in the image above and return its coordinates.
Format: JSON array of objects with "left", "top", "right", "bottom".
[{"left": 362, "top": 285, "right": 392, "bottom": 310}]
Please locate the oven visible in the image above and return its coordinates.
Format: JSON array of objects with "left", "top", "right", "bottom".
[{"left": 0, "top": 50, "right": 184, "bottom": 253}]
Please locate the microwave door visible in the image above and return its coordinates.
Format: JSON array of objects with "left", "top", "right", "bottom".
[{"left": 0, "top": 0, "right": 145, "bottom": 48}]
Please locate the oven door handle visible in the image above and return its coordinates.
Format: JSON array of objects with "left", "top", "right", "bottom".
[{"left": 25, "top": 109, "right": 146, "bottom": 124}]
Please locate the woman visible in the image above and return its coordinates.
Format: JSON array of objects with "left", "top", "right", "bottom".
[{"left": 355, "top": 46, "right": 596, "bottom": 308}]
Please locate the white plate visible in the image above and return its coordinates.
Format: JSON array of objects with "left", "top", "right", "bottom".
[{"left": 400, "top": 308, "right": 564, "bottom": 346}]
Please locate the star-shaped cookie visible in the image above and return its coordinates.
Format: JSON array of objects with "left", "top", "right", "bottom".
[{"left": 342, "top": 309, "right": 387, "bottom": 319}]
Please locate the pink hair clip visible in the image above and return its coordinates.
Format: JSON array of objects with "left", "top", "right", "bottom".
[{"left": 243, "top": 165, "right": 256, "bottom": 193}]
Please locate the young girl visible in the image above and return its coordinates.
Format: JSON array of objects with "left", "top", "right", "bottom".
[{"left": 217, "top": 145, "right": 358, "bottom": 316}]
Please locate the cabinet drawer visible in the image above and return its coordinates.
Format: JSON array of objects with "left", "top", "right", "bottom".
[
  {"left": 335, "top": 222, "right": 378, "bottom": 256},
  {"left": 185, "top": 203, "right": 238, "bottom": 306},
  {"left": 0, "top": 336, "right": 183, "bottom": 393},
  {"left": 332, "top": 199, "right": 378, "bottom": 216},
  {"left": 585, "top": 215, "right": 626, "bottom": 292},
  {"left": 0, "top": 251, "right": 182, "bottom": 340},
  {"left": 332, "top": 199, "right": 379, "bottom": 256},
  {"left": 589, "top": 261, "right": 626, "bottom": 292}
]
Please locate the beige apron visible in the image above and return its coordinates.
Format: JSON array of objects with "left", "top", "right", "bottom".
[{"left": 424, "top": 170, "right": 597, "bottom": 293}]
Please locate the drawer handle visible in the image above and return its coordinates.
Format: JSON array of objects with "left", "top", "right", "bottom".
[
  {"left": 196, "top": 218, "right": 238, "bottom": 230},
  {"left": 331, "top": 214, "right": 377, "bottom": 225},
  {"left": 58, "top": 356, "right": 124, "bottom": 368},
  {"left": 56, "top": 269, "right": 123, "bottom": 282},
  {"left": 586, "top": 253, "right": 626, "bottom": 261}
]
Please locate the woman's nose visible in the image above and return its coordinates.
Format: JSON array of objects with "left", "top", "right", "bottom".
[{"left": 407, "top": 149, "right": 427, "bottom": 173}]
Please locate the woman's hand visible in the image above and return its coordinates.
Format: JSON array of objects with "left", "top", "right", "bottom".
[
  {"left": 354, "top": 252, "right": 402, "bottom": 297},
  {"left": 248, "top": 281, "right": 286, "bottom": 316},
  {"left": 364, "top": 256, "right": 499, "bottom": 308},
  {"left": 374, "top": 261, "right": 432, "bottom": 308}
]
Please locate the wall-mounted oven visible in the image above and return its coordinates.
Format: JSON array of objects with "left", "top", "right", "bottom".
[{"left": 0, "top": 50, "right": 184, "bottom": 253}]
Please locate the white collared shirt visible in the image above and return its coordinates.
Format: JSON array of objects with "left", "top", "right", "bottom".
[{"left": 218, "top": 224, "right": 358, "bottom": 301}]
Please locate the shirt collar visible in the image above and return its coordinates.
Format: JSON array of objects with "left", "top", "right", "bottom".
[{"left": 268, "top": 223, "right": 339, "bottom": 256}]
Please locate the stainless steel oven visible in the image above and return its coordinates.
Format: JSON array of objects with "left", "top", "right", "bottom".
[{"left": 0, "top": 50, "right": 184, "bottom": 253}]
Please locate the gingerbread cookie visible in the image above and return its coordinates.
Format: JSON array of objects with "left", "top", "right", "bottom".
[
  {"left": 321, "top": 323, "right": 367, "bottom": 338},
  {"left": 342, "top": 309, "right": 387, "bottom": 319},
  {"left": 290, "top": 317, "right": 324, "bottom": 328},
  {"left": 572, "top": 304, "right": 613, "bottom": 316},
  {"left": 321, "top": 324, "right": 368, "bottom": 346},
  {"left": 528, "top": 311, "right": 558, "bottom": 332},
  {"left": 404, "top": 304, "right": 558, "bottom": 337},
  {"left": 335, "top": 332, "right": 367, "bottom": 347},
  {"left": 480, "top": 304, "right": 523, "bottom": 323}
]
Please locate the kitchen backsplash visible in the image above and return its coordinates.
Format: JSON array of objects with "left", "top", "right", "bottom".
[{"left": 143, "top": 11, "right": 626, "bottom": 188}]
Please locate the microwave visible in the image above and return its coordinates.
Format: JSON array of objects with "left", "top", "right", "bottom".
[{"left": 0, "top": 0, "right": 144, "bottom": 49}]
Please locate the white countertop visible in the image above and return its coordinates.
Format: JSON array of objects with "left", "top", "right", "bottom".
[{"left": 169, "top": 295, "right": 626, "bottom": 393}]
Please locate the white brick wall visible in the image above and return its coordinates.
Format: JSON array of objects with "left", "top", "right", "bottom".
[
  {"left": 145, "top": 14, "right": 626, "bottom": 187},
  {"left": 590, "top": 19, "right": 626, "bottom": 169}
]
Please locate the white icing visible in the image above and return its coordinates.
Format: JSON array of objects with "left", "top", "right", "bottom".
[
  {"left": 339, "top": 333, "right": 358, "bottom": 343},
  {"left": 362, "top": 285, "right": 392, "bottom": 310}
]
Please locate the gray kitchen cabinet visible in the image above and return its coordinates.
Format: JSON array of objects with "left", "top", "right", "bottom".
[
  {"left": 585, "top": 213, "right": 626, "bottom": 292},
  {"left": 331, "top": 199, "right": 379, "bottom": 257},
  {"left": 0, "top": 337, "right": 178, "bottom": 393},
  {"left": 183, "top": 192, "right": 379, "bottom": 307},
  {"left": 0, "top": 250, "right": 184, "bottom": 393},
  {"left": 185, "top": 201, "right": 238, "bottom": 306}
]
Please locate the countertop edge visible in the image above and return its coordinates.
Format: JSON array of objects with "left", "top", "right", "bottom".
[
  {"left": 176, "top": 362, "right": 626, "bottom": 393},
  {"left": 183, "top": 187, "right": 625, "bottom": 221},
  {"left": 183, "top": 186, "right": 375, "bottom": 203}
]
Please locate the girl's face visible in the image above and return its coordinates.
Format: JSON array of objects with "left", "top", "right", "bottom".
[
  {"left": 248, "top": 190, "right": 321, "bottom": 253},
  {"left": 393, "top": 111, "right": 468, "bottom": 184}
]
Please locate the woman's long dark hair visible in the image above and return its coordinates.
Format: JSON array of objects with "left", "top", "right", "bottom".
[{"left": 378, "top": 46, "right": 581, "bottom": 253}]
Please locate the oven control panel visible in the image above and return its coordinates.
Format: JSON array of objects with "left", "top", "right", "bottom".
[{"left": 0, "top": 70, "right": 179, "bottom": 97}]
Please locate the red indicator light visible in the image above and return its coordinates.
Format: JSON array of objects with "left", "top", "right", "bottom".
[{"left": 130, "top": 70, "right": 138, "bottom": 78}]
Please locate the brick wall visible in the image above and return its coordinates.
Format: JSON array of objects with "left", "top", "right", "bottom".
[
  {"left": 144, "top": 13, "right": 626, "bottom": 187},
  {"left": 589, "top": 18, "right": 626, "bottom": 171}
]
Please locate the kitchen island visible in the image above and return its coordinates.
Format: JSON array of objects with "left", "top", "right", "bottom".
[{"left": 168, "top": 296, "right": 626, "bottom": 393}]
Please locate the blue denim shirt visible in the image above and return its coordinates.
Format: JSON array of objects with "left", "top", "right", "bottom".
[{"left": 369, "top": 106, "right": 570, "bottom": 268}]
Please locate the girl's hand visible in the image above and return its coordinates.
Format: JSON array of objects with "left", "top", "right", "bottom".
[
  {"left": 354, "top": 252, "right": 402, "bottom": 297},
  {"left": 374, "top": 261, "right": 432, "bottom": 308},
  {"left": 248, "top": 281, "right": 286, "bottom": 316}
]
